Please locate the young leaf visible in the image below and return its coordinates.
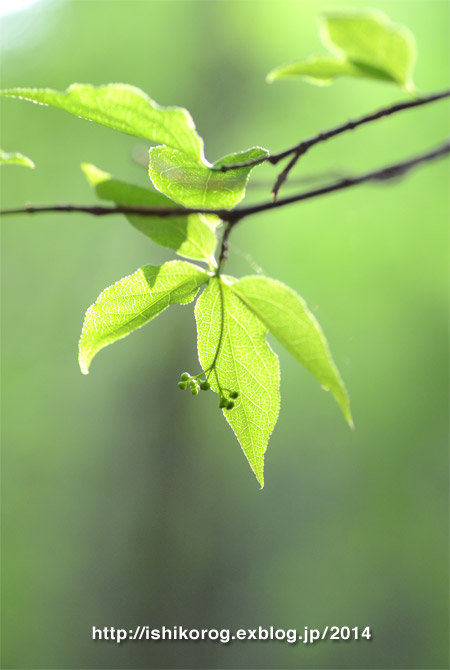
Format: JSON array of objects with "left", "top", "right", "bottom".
[
  {"left": 0, "top": 84, "right": 204, "bottom": 159},
  {"left": 148, "top": 146, "right": 269, "bottom": 209},
  {"left": 79, "top": 260, "right": 208, "bottom": 374},
  {"left": 195, "top": 277, "right": 280, "bottom": 487},
  {"left": 267, "top": 9, "right": 416, "bottom": 90},
  {"left": 82, "top": 163, "right": 218, "bottom": 265},
  {"left": 230, "top": 275, "right": 352, "bottom": 426},
  {"left": 0, "top": 149, "right": 34, "bottom": 168},
  {"left": 321, "top": 10, "right": 416, "bottom": 90}
]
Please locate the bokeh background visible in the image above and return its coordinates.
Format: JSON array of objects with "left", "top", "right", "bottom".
[{"left": 1, "top": 1, "right": 449, "bottom": 668}]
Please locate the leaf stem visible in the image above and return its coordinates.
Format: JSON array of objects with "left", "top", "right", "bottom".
[
  {"left": 217, "top": 222, "right": 233, "bottom": 272},
  {"left": 208, "top": 278, "right": 226, "bottom": 396}
]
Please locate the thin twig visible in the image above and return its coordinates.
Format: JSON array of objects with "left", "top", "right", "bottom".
[
  {"left": 218, "top": 89, "right": 450, "bottom": 174},
  {"left": 271, "top": 151, "right": 304, "bottom": 201},
  {"left": 248, "top": 170, "right": 351, "bottom": 189},
  {"left": 271, "top": 89, "right": 450, "bottom": 200}
]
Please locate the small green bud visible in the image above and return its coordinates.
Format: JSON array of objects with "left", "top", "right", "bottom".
[
  {"left": 219, "top": 398, "right": 227, "bottom": 408},
  {"left": 191, "top": 387, "right": 199, "bottom": 396},
  {"left": 229, "top": 391, "right": 239, "bottom": 399},
  {"left": 189, "top": 380, "right": 197, "bottom": 389},
  {"left": 200, "top": 380, "right": 210, "bottom": 391},
  {"left": 180, "top": 372, "right": 190, "bottom": 381},
  {"left": 178, "top": 381, "right": 187, "bottom": 390},
  {"left": 226, "top": 401, "right": 235, "bottom": 410}
]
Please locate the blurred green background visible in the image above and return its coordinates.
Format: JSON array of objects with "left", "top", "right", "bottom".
[{"left": 1, "top": 1, "right": 448, "bottom": 668}]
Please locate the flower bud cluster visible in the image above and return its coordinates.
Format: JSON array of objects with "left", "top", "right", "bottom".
[
  {"left": 178, "top": 371, "right": 210, "bottom": 396},
  {"left": 177, "top": 370, "right": 239, "bottom": 410},
  {"left": 218, "top": 389, "right": 239, "bottom": 411}
]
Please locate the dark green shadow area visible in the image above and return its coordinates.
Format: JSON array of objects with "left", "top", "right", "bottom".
[
  {"left": 90, "top": 170, "right": 193, "bottom": 251},
  {"left": 83, "top": 165, "right": 217, "bottom": 264},
  {"left": 350, "top": 60, "right": 399, "bottom": 83}
]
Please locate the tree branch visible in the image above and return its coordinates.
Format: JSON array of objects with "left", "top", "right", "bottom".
[
  {"left": 2, "top": 140, "right": 448, "bottom": 226},
  {"left": 230, "top": 139, "right": 450, "bottom": 223},
  {"left": 0, "top": 202, "right": 233, "bottom": 222},
  {"left": 218, "top": 89, "right": 450, "bottom": 174},
  {"left": 270, "top": 89, "right": 450, "bottom": 200}
]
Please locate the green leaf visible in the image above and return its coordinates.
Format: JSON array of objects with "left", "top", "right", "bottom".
[
  {"left": 1, "top": 83, "right": 267, "bottom": 209},
  {"left": 0, "top": 84, "right": 204, "bottom": 159},
  {"left": 0, "top": 149, "right": 34, "bottom": 168},
  {"left": 230, "top": 275, "right": 352, "bottom": 426},
  {"left": 321, "top": 10, "right": 416, "bottom": 90},
  {"left": 267, "top": 9, "right": 416, "bottom": 90},
  {"left": 79, "top": 260, "right": 208, "bottom": 374},
  {"left": 195, "top": 277, "right": 280, "bottom": 487},
  {"left": 267, "top": 55, "right": 396, "bottom": 86},
  {"left": 148, "top": 146, "right": 269, "bottom": 209},
  {"left": 82, "top": 163, "right": 218, "bottom": 265}
]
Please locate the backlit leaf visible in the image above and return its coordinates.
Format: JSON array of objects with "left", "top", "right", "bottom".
[
  {"left": 0, "top": 84, "right": 204, "bottom": 159},
  {"left": 0, "top": 149, "right": 34, "bottom": 168},
  {"left": 321, "top": 10, "right": 416, "bottom": 89},
  {"left": 79, "top": 260, "right": 208, "bottom": 374},
  {"left": 148, "top": 146, "right": 269, "bottom": 209},
  {"left": 231, "top": 275, "right": 352, "bottom": 426},
  {"left": 195, "top": 277, "right": 280, "bottom": 487},
  {"left": 267, "top": 9, "right": 416, "bottom": 90}
]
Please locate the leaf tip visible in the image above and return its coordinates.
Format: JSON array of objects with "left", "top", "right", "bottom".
[
  {"left": 79, "top": 356, "right": 90, "bottom": 375},
  {"left": 340, "top": 393, "right": 353, "bottom": 429},
  {"left": 0, "top": 150, "right": 35, "bottom": 168},
  {"left": 253, "top": 462, "right": 265, "bottom": 489},
  {"left": 21, "top": 156, "right": 35, "bottom": 169},
  {"left": 81, "top": 162, "right": 110, "bottom": 186},
  {"left": 78, "top": 343, "right": 92, "bottom": 375},
  {"left": 337, "top": 390, "right": 354, "bottom": 429},
  {"left": 404, "top": 81, "right": 418, "bottom": 95}
]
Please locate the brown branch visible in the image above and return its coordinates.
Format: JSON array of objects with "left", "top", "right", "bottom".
[
  {"left": 271, "top": 151, "right": 304, "bottom": 201},
  {"left": 1, "top": 140, "right": 449, "bottom": 228},
  {"left": 229, "top": 139, "right": 450, "bottom": 223},
  {"left": 271, "top": 89, "right": 450, "bottom": 200},
  {"left": 0, "top": 202, "right": 233, "bottom": 222},
  {"left": 218, "top": 89, "right": 450, "bottom": 174}
]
